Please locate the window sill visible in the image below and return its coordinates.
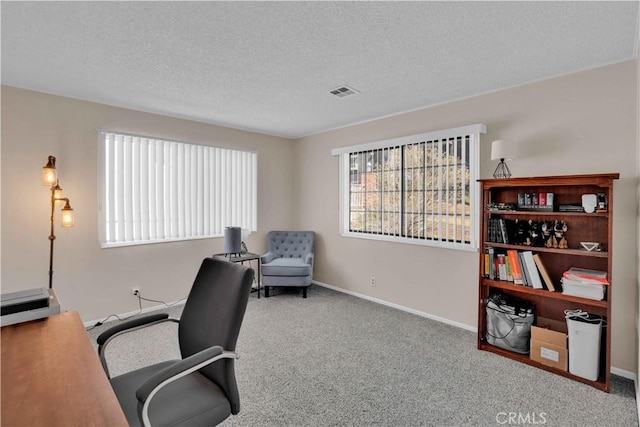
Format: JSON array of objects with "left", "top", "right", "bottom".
[{"left": 340, "top": 231, "right": 478, "bottom": 252}]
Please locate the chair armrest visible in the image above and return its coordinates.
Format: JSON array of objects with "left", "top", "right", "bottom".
[
  {"left": 261, "top": 252, "right": 277, "bottom": 264},
  {"left": 305, "top": 253, "right": 314, "bottom": 265},
  {"left": 97, "top": 313, "right": 176, "bottom": 378},
  {"left": 97, "top": 313, "right": 169, "bottom": 345},
  {"left": 136, "top": 346, "right": 239, "bottom": 427}
]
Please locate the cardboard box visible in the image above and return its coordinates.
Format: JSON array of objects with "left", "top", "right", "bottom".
[{"left": 530, "top": 317, "right": 568, "bottom": 371}]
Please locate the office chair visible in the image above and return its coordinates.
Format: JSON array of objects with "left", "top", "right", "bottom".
[{"left": 96, "top": 258, "right": 254, "bottom": 427}]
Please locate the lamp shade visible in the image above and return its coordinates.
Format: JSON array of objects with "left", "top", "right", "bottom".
[
  {"left": 61, "top": 201, "right": 74, "bottom": 227},
  {"left": 490, "top": 140, "right": 514, "bottom": 161},
  {"left": 53, "top": 183, "right": 65, "bottom": 204},
  {"left": 42, "top": 156, "right": 57, "bottom": 186},
  {"left": 223, "top": 226, "right": 242, "bottom": 254}
]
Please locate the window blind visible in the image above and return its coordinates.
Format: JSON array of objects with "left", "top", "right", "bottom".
[
  {"left": 99, "top": 132, "right": 257, "bottom": 247},
  {"left": 333, "top": 123, "right": 485, "bottom": 251}
]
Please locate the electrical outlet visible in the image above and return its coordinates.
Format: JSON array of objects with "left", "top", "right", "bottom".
[
  {"left": 370, "top": 276, "right": 376, "bottom": 287},
  {"left": 131, "top": 286, "right": 140, "bottom": 296}
]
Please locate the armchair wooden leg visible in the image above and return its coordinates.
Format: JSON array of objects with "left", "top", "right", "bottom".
[
  {"left": 265, "top": 286, "right": 270, "bottom": 298},
  {"left": 302, "top": 287, "right": 307, "bottom": 298}
]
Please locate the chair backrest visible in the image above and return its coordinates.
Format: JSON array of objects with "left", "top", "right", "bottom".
[
  {"left": 266, "top": 231, "right": 315, "bottom": 259},
  {"left": 178, "top": 258, "right": 254, "bottom": 414}
]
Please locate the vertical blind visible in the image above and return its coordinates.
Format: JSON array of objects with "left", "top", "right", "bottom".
[
  {"left": 333, "top": 123, "right": 485, "bottom": 251},
  {"left": 99, "top": 132, "right": 257, "bottom": 247}
]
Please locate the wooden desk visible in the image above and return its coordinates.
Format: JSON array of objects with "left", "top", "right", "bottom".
[{"left": 1, "top": 311, "right": 127, "bottom": 426}]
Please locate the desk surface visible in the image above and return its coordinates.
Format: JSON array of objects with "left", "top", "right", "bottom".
[{"left": 1, "top": 311, "right": 127, "bottom": 426}]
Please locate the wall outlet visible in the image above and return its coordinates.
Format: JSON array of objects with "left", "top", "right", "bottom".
[
  {"left": 370, "top": 276, "right": 376, "bottom": 287},
  {"left": 131, "top": 286, "right": 140, "bottom": 296}
]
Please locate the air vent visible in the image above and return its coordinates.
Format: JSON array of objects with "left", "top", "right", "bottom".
[{"left": 329, "top": 85, "right": 359, "bottom": 98}]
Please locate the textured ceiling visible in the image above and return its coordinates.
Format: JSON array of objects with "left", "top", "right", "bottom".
[{"left": 2, "top": 1, "right": 638, "bottom": 139}]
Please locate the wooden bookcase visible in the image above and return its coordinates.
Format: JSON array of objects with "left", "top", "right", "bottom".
[{"left": 477, "top": 173, "right": 619, "bottom": 392}]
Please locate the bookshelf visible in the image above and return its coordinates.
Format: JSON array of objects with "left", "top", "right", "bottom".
[{"left": 477, "top": 173, "right": 618, "bottom": 392}]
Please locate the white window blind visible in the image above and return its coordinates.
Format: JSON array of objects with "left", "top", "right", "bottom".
[
  {"left": 99, "top": 131, "right": 257, "bottom": 247},
  {"left": 332, "top": 124, "right": 486, "bottom": 251}
]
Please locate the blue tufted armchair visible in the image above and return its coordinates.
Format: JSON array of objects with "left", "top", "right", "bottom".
[{"left": 261, "top": 231, "right": 315, "bottom": 298}]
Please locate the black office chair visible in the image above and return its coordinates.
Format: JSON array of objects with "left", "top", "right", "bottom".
[{"left": 97, "top": 258, "right": 254, "bottom": 427}]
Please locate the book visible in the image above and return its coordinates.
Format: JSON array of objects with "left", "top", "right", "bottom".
[
  {"left": 563, "top": 267, "right": 609, "bottom": 285},
  {"left": 546, "top": 193, "right": 554, "bottom": 206},
  {"left": 561, "top": 278, "right": 605, "bottom": 300},
  {"left": 507, "top": 250, "right": 523, "bottom": 285},
  {"left": 522, "top": 251, "right": 544, "bottom": 289},
  {"left": 499, "top": 219, "right": 509, "bottom": 244},
  {"left": 505, "top": 254, "right": 513, "bottom": 282},
  {"left": 483, "top": 248, "right": 490, "bottom": 278},
  {"left": 532, "top": 253, "right": 555, "bottom": 291},
  {"left": 538, "top": 192, "right": 546, "bottom": 206},
  {"left": 487, "top": 247, "right": 496, "bottom": 280},
  {"left": 518, "top": 251, "right": 530, "bottom": 287},
  {"left": 497, "top": 254, "right": 507, "bottom": 281}
]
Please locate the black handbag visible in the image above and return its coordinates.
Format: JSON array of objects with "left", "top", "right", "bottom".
[{"left": 486, "top": 293, "right": 534, "bottom": 354}]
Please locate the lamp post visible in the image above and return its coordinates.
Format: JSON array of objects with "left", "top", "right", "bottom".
[{"left": 42, "top": 156, "right": 74, "bottom": 289}]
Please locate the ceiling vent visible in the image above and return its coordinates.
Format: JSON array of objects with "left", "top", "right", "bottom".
[{"left": 329, "top": 85, "right": 359, "bottom": 98}]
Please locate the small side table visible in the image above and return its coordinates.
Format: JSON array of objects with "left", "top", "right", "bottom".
[{"left": 212, "top": 252, "right": 262, "bottom": 298}]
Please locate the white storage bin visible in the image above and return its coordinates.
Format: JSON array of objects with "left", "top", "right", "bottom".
[{"left": 566, "top": 313, "right": 603, "bottom": 381}]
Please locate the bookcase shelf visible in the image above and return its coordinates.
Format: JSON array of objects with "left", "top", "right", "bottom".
[
  {"left": 485, "top": 210, "right": 609, "bottom": 218},
  {"left": 482, "top": 242, "right": 609, "bottom": 258},
  {"left": 481, "top": 279, "right": 608, "bottom": 308},
  {"left": 477, "top": 173, "right": 618, "bottom": 392},
  {"left": 478, "top": 342, "right": 609, "bottom": 391}
]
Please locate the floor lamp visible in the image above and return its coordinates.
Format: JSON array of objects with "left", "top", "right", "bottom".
[{"left": 42, "top": 156, "right": 75, "bottom": 289}]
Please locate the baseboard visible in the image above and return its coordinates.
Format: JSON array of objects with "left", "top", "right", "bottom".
[
  {"left": 314, "top": 281, "right": 637, "bottom": 381},
  {"left": 636, "top": 374, "right": 640, "bottom": 427},
  {"left": 313, "top": 280, "right": 477, "bottom": 333},
  {"left": 83, "top": 299, "right": 186, "bottom": 328},
  {"left": 611, "top": 367, "right": 638, "bottom": 381}
]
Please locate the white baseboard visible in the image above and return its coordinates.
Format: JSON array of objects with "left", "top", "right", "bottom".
[
  {"left": 611, "top": 367, "right": 637, "bottom": 381},
  {"left": 313, "top": 281, "right": 637, "bottom": 381},
  {"left": 636, "top": 374, "right": 640, "bottom": 427},
  {"left": 313, "top": 280, "right": 477, "bottom": 333},
  {"left": 83, "top": 299, "right": 186, "bottom": 328}
]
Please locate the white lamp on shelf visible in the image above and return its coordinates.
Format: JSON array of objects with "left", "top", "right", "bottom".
[{"left": 491, "top": 140, "right": 514, "bottom": 179}]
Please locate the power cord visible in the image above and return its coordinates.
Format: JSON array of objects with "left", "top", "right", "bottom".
[
  {"left": 137, "top": 293, "right": 187, "bottom": 307},
  {"left": 85, "top": 290, "right": 186, "bottom": 331},
  {"left": 86, "top": 294, "right": 143, "bottom": 331}
]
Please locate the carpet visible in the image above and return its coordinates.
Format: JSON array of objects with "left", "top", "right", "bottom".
[{"left": 87, "top": 285, "right": 638, "bottom": 426}]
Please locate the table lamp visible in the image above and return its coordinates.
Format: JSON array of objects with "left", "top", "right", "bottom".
[{"left": 491, "top": 140, "right": 514, "bottom": 179}]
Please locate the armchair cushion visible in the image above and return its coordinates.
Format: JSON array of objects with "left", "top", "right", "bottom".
[{"left": 261, "top": 257, "right": 312, "bottom": 277}]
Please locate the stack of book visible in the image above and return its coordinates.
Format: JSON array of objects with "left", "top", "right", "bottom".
[
  {"left": 561, "top": 267, "right": 608, "bottom": 300},
  {"left": 484, "top": 248, "right": 556, "bottom": 291}
]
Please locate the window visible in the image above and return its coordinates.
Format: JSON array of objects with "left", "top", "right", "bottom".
[
  {"left": 332, "top": 124, "right": 486, "bottom": 251},
  {"left": 99, "top": 131, "right": 257, "bottom": 247}
]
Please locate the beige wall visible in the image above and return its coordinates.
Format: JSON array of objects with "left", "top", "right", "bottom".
[
  {"left": 1, "top": 86, "right": 295, "bottom": 321},
  {"left": 1, "top": 61, "right": 638, "bottom": 373},
  {"left": 296, "top": 60, "right": 639, "bottom": 373}
]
